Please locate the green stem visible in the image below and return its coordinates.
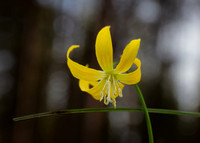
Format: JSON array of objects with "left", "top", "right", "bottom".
[
  {"left": 134, "top": 84, "right": 154, "bottom": 143},
  {"left": 13, "top": 108, "right": 200, "bottom": 122}
]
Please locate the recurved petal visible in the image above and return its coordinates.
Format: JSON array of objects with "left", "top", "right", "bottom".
[
  {"left": 79, "top": 79, "right": 106, "bottom": 100},
  {"left": 116, "top": 58, "right": 141, "bottom": 85},
  {"left": 67, "top": 45, "right": 105, "bottom": 81},
  {"left": 115, "top": 39, "right": 141, "bottom": 73},
  {"left": 95, "top": 26, "right": 113, "bottom": 72}
]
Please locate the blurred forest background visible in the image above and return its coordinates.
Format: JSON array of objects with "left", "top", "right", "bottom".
[{"left": 1, "top": 0, "right": 200, "bottom": 143}]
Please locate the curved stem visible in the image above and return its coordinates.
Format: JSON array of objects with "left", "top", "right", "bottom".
[
  {"left": 134, "top": 84, "right": 154, "bottom": 143},
  {"left": 13, "top": 108, "right": 200, "bottom": 122}
]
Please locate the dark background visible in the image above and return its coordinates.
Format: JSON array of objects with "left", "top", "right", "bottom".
[{"left": 0, "top": 0, "right": 200, "bottom": 143}]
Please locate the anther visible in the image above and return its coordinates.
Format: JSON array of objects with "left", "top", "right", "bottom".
[
  {"left": 118, "top": 88, "right": 123, "bottom": 97},
  {"left": 100, "top": 92, "right": 104, "bottom": 101},
  {"left": 104, "top": 96, "right": 108, "bottom": 105},
  {"left": 113, "top": 101, "right": 116, "bottom": 108}
]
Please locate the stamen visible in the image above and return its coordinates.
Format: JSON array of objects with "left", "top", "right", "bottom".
[
  {"left": 118, "top": 88, "right": 123, "bottom": 97},
  {"left": 104, "top": 95, "right": 108, "bottom": 105},
  {"left": 100, "top": 91, "right": 104, "bottom": 101},
  {"left": 106, "top": 81, "right": 111, "bottom": 105},
  {"left": 112, "top": 77, "right": 117, "bottom": 95},
  {"left": 100, "top": 77, "right": 110, "bottom": 102},
  {"left": 113, "top": 99, "right": 116, "bottom": 108},
  {"left": 99, "top": 74, "right": 123, "bottom": 108}
]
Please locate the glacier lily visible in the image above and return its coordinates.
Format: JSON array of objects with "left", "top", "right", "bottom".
[{"left": 67, "top": 26, "right": 141, "bottom": 108}]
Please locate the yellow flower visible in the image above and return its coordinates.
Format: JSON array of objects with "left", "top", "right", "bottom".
[{"left": 67, "top": 26, "right": 141, "bottom": 108}]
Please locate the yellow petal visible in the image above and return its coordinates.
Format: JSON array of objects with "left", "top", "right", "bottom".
[
  {"left": 79, "top": 79, "right": 98, "bottom": 92},
  {"left": 116, "top": 58, "right": 141, "bottom": 85},
  {"left": 79, "top": 79, "right": 107, "bottom": 100},
  {"left": 95, "top": 26, "right": 113, "bottom": 72},
  {"left": 115, "top": 39, "right": 141, "bottom": 73},
  {"left": 79, "top": 79, "right": 90, "bottom": 91},
  {"left": 67, "top": 45, "right": 105, "bottom": 81}
]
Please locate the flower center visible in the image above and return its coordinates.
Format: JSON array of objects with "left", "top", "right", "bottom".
[{"left": 100, "top": 74, "right": 123, "bottom": 108}]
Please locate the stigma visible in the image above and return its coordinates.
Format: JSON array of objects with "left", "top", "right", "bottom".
[{"left": 100, "top": 74, "right": 123, "bottom": 108}]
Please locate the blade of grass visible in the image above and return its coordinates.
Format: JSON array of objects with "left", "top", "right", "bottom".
[
  {"left": 13, "top": 108, "right": 200, "bottom": 122},
  {"left": 134, "top": 84, "right": 154, "bottom": 143}
]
